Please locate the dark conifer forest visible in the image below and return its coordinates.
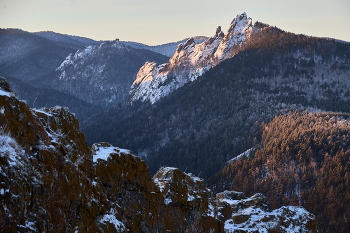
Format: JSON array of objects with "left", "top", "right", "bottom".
[{"left": 212, "top": 112, "right": 350, "bottom": 232}]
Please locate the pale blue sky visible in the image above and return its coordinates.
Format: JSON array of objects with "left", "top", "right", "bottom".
[{"left": 1, "top": 0, "right": 349, "bottom": 45}]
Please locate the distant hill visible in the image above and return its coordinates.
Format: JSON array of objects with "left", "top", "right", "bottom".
[
  {"left": 0, "top": 29, "right": 82, "bottom": 81},
  {"left": 32, "top": 40, "right": 169, "bottom": 108},
  {"left": 34, "top": 30, "right": 100, "bottom": 47},
  {"left": 122, "top": 36, "right": 208, "bottom": 57}
]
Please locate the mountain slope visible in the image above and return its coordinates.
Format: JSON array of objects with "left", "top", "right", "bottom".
[
  {"left": 34, "top": 40, "right": 169, "bottom": 108},
  {"left": 212, "top": 111, "right": 350, "bottom": 233},
  {"left": 83, "top": 25, "right": 350, "bottom": 180},
  {"left": 0, "top": 29, "right": 82, "bottom": 81},
  {"left": 129, "top": 13, "right": 254, "bottom": 104},
  {"left": 4, "top": 76, "right": 101, "bottom": 121},
  {"left": 122, "top": 36, "right": 208, "bottom": 57}
]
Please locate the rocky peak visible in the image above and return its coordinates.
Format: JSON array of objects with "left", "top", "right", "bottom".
[
  {"left": 215, "top": 26, "right": 224, "bottom": 38},
  {"left": 129, "top": 12, "right": 254, "bottom": 104},
  {"left": 153, "top": 167, "right": 208, "bottom": 204},
  {"left": 216, "top": 26, "right": 221, "bottom": 35},
  {"left": 214, "top": 12, "right": 253, "bottom": 61}
]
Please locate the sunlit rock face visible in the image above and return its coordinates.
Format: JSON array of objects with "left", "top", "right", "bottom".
[{"left": 129, "top": 13, "right": 254, "bottom": 104}]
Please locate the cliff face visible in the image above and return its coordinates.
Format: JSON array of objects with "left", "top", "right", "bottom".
[
  {"left": 0, "top": 77, "right": 219, "bottom": 232},
  {"left": 0, "top": 77, "right": 315, "bottom": 232}
]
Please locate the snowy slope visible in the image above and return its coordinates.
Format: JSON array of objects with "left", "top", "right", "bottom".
[
  {"left": 129, "top": 13, "right": 254, "bottom": 104},
  {"left": 47, "top": 39, "right": 168, "bottom": 108}
]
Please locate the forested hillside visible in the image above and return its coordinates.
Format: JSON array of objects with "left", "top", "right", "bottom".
[
  {"left": 83, "top": 25, "right": 350, "bottom": 180},
  {"left": 212, "top": 112, "right": 350, "bottom": 233}
]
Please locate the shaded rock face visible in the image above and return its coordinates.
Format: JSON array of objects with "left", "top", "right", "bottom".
[
  {"left": 0, "top": 78, "right": 316, "bottom": 232},
  {"left": 129, "top": 13, "right": 254, "bottom": 104}
]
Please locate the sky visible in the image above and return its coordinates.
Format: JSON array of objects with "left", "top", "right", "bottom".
[{"left": 1, "top": 0, "right": 349, "bottom": 45}]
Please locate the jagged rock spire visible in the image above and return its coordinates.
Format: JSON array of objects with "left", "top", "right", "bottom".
[{"left": 129, "top": 12, "right": 254, "bottom": 104}]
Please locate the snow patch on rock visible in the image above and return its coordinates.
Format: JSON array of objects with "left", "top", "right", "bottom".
[
  {"left": 91, "top": 142, "right": 131, "bottom": 162},
  {"left": 99, "top": 209, "right": 126, "bottom": 231},
  {"left": 0, "top": 134, "right": 25, "bottom": 167}
]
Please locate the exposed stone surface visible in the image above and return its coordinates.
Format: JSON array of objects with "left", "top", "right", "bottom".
[{"left": 153, "top": 167, "right": 222, "bottom": 232}]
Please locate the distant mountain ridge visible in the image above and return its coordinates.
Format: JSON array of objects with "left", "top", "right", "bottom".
[
  {"left": 4, "top": 76, "right": 100, "bottom": 121},
  {"left": 0, "top": 28, "right": 80, "bottom": 81},
  {"left": 0, "top": 28, "right": 207, "bottom": 112},
  {"left": 122, "top": 36, "right": 208, "bottom": 57},
  {"left": 34, "top": 31, "right": 100, "bottom": 47}
]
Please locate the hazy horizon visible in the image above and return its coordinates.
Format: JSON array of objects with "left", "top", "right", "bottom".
[{"left": 1, "top": 0, "right": 349, "bottom": 45}]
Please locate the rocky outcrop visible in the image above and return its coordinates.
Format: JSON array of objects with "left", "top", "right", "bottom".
[
  {"left": 0, "top": 78, "right": 316, "bottom": 232},
  {"left": 216, "top": 190, "right": 317, "bottom": 233},
  {"left": 129, "top": 13, "right": 254, "bottom": 104},
  {"left": 0, "top": 77, "right": 218, "bottom": 232},
  {"left": 153, "top": 167, "right": 221, "bottom": 232}
]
